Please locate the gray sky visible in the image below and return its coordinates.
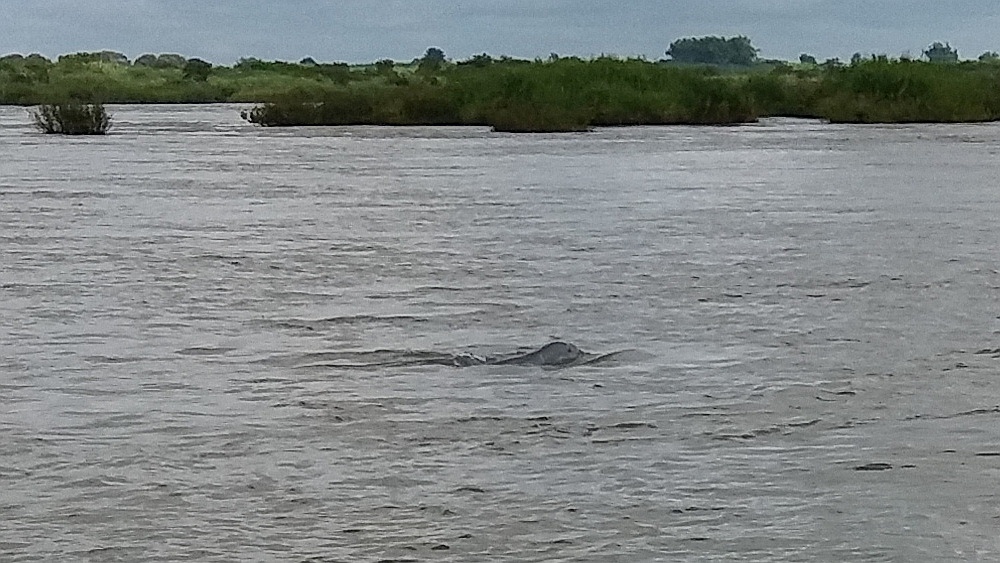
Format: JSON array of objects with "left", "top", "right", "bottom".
[{"left": 3, "top": 1, "right": 999, "bottom": 64}]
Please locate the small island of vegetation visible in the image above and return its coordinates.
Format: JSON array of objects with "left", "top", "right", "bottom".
[
  {"left": 31, "top": 101, "right": 111, "bottom": 135},
  {"left": 5, "top": 37, "right": 1000, "bottom": 133}
]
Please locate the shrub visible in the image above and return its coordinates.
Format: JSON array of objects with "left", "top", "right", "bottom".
[
  {"left": 30, "top": 101, "right": 112, "bottom": 135},
  {"left": 241, "top": 84, "right": 465, "bottom": 126},
  {"left": 241, "top": 87, "right": 375, "bottom": 126}
]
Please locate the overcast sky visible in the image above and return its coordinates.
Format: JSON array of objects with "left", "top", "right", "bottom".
[{"left": 3, "top": 1, "right": 999, "bottom": 65}]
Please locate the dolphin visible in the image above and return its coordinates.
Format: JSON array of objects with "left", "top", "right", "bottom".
[
  {"left": 288, "top": 341, "right": 615, "bottom": 370},
  {"left": 489, "top": 341, "right": 585, "bottom": 366}
]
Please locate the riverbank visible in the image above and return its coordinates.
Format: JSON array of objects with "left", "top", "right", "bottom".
[{"left": 5, "top": 55, "right": 1000, "bottom": 131}]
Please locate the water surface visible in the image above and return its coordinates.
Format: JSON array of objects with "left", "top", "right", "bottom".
[{"left": 3, "top": 105, "right": 1000, "bottom": 561}]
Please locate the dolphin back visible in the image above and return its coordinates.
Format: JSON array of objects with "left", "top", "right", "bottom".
[{"left": 490, "top": 341, "right": 585, "bottom": 366}]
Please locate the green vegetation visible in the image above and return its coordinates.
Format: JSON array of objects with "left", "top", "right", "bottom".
[
  {"left": 5, "top": 39, "right": 1000, "bottom": 132},
  {"left": 31, "top": 101, "right": 111, "bottom": 135},
  {"left": 241, "top": 57, "right": 757, "bottom": 132},
  {"left": 817, "top": 58, "right": 1000, "bottom": 123},
  {"left": 665, "top": 36, "right": 759, "bottom": 66}
]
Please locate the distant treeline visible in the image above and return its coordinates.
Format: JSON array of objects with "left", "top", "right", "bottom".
[{"left": 5, "top": 40, "right": 1000, "bottom": 131}]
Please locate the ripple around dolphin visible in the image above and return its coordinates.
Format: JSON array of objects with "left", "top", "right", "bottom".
[{"left": 268, "top": 341, "right": 629, "bottom": 370}]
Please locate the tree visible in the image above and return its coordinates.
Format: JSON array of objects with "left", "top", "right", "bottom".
[
  {"left": 133, "top": 54, "right": 159, "bottom": 67},
  {"left": 59, "top": 51, "right": 101, "bottom": 65},
  {"left": 665, "top": 36, "right": 758, "bottom": 66},
  {"left": 182, "top": 58, "right": 212, "bottom": 81},
  {"left": 300, "top": 57, "right": 317, "bottom": 66},
  {"left": 374, "top": 58, "right": 396, "bottom": 75},
  {"left": 418, "top": 47, "right": 446, "bottom": 72},
  {"left": 924, "top": 42, "right": 958, "bottom": 63},
  {"left": 59, "top": 51, "right": 127, "bottom": 65},
  {"left": 799, "top": 53, "right": 817, "bottom": 65},
  {"left": 423, "top": 47, "right": 445, "bottom": 63},
  {"left": 134, "top": 53, "right": 188, "bottom": 69},
  {"left": 98, "top": 51, "right": 129, "bottom": 65},
  {"left": 850, "top": 52, "right": 864, "bottom": 65},
  {"left": 235, "top": 57, "right": 263, "bottom": 71},
  {"left": 156, "top": 54, "right": 188, "bottom": 69},
  {"left": 979, "top": 51, "right": 1000, "bottom": 63},
  {"left": 457, "top": 53, "right": 494, "bottom": 68}
]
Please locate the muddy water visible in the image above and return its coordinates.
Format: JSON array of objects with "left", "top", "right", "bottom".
[{"left": 3, "top": 105, "right": 1000, "bottom": 561}]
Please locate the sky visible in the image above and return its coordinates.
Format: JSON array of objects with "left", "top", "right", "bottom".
[{"left": 3, "top": 1, "right": 1000, "bottom": 65}]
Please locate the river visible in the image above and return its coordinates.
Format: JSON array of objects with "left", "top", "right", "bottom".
[{"left": 2, "top": 105, "right": 1000, "bottom": 561}]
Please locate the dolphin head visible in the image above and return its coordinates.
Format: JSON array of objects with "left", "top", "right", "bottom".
[{"left": 535, "top": 341, "right": 583, "bottom": 365}]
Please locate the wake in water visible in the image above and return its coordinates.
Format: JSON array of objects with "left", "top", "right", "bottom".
[{"left": 262, "top": 341, "right": 627, "bottom": 370}]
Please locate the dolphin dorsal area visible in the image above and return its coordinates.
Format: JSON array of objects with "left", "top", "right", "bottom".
[{"left": 488, "top": 341, "right": 585, "bottom": 366}]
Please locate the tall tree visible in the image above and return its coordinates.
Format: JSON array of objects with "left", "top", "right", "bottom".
[
  {"left": 924, "top": 42, "right": 958, "bottom": 63},
  {"left": 418, "top": 47, "right": 446, "bottom": 72},
  {"left": 665, "top": 36, "right": 758, "bottom": 66}
]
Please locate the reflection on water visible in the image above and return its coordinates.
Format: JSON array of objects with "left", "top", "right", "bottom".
[{"left": 3, "top": 105, "right": 1000, "bottom": 561}]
